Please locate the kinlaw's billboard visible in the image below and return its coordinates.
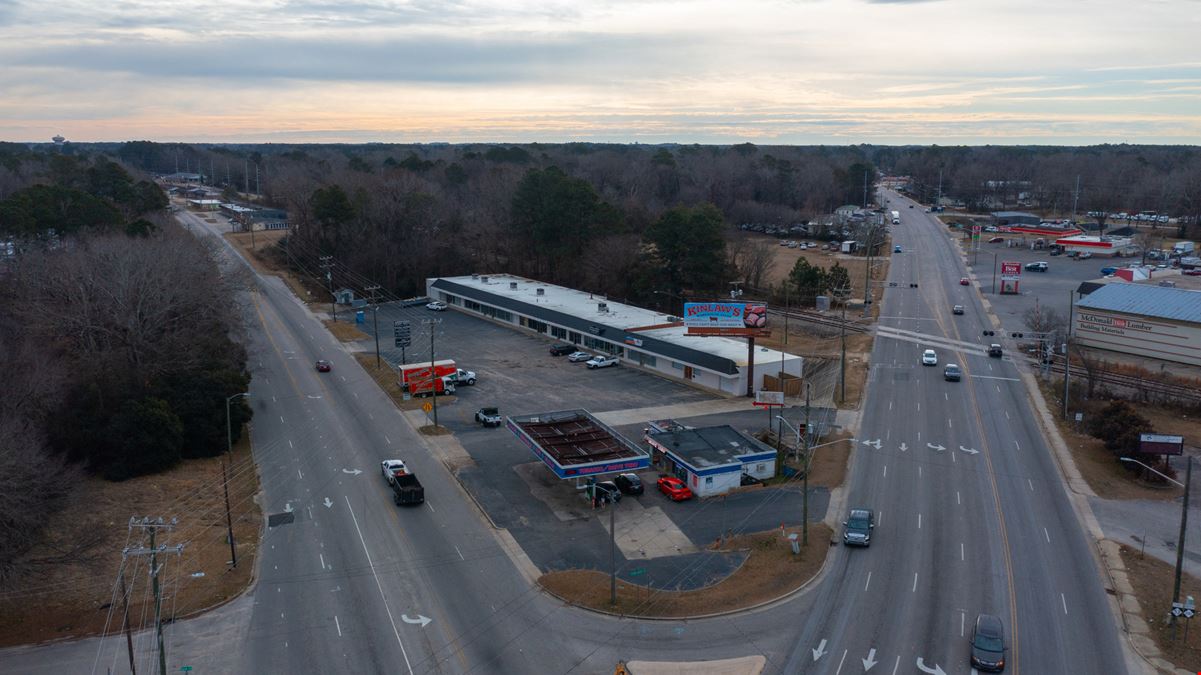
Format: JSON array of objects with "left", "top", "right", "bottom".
[{"left": 683, "top": 302, "right": 769, "bottom": 336}]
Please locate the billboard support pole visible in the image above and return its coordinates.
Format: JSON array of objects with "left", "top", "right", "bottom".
[{"left": 746, "top": 336, "right": 755, "bottom": 398}]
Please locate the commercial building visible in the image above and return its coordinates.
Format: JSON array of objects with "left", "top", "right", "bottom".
[
  {"left": 507, "top": 409, "right": 650, "bottom": 482},
  {"left": 1073, "top": 284, "right": 1201, "bottom": 367},
  {"left": 990, "top": 211, "right": 1041, "bottom": 227},
  {"left": 426, "top": 274, "right": 802, "bottom": 395},
  {"left": 1054, "top": 234, "right": 1135, "bottom": 257},
  {"left": 643, "top": 425, "right": 777, "bottom": 498}
]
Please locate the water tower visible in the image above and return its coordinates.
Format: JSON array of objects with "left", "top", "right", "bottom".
[{"left": 52, "top": 135, "right": 65, "bottom": 146}]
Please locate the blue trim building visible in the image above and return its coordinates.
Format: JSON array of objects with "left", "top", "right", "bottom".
[{"left": 644, "top": 425, "right": 777, "bottom": 497}]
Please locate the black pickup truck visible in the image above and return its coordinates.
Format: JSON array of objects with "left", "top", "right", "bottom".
[{"left": 392, "top": 473, "right": 425, "bottom": 506}]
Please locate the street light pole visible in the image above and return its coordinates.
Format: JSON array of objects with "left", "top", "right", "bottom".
[
  {"left": 1121, "top": 455, "right": 1190, "bottom": 635},
  {"left": 224, "top": 392, "right": 249, "bottom": 567}
]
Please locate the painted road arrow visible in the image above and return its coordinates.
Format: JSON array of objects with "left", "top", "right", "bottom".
[
  {"left": 898, "top": 443, "right": 908, "bottom": 452},
  {"left": 812, "top": 639, "right": 828, "bottom": 661},
  {"left": 401, "top": 614, "right": 432, "bottom": 628},
  {"left": 862, "top": 647, "right": 877, "bottom": 671},
  {"left": 283, "top": 502, "right": 294, "bottom": 513},
  {"left": 323, "top": 497, "right": 333, "bottom": 508},
  {"left": 916, "top": 657, "right": 946, "bottom": 675},
  {"left": 958, "top": 445, "right": 979, "bottom": 455},
  {"left": 926, "top": 443, "right": 946, "bottom": 452},
  {"left": 342, "top": 468, "right": 363, "bottom": 475},
  {"left": 861, "top": 439, "right": 882, "bottom": 449}
]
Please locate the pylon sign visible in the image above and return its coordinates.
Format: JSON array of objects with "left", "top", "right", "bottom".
[{"left": 394, "top": 320, "right": 412, "bottom": 348}]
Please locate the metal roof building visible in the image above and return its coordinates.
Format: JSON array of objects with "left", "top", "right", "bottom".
[
  {"left": 427, "top": 274, "right": 802, "bottom": 395},
  {"left": 643, "top": 425, "right": 776, "bottom": 497},
  {"left": 1073, "top": 284, "right": 1201, "bottom": 366}
]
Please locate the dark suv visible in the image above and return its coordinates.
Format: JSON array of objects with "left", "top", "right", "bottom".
[
  {"left": 842, "top": 508, "right": 875, "bottom": 546},
  {"left": 614, "top": 473, "right": 643, "bottom": 495},
  {"left": 549, "top": 343, "right": 575, "bottom": 356},
  {"left": 970, "top": 613, "right": 1006, "bottom": 671}
]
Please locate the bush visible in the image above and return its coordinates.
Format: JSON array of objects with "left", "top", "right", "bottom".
[{"left": 1086, "top": 400, "right": 1152, "bottom": 455}]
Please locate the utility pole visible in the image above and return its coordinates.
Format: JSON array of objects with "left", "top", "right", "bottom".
[
  {"left": 224, "top": 392, "right": 248, "bottom": 567},
  {"left": 367, "top": 285, "right": 382, "bottom": 368},
  {"left": 609, "top": 485, "right": 617, "bottom": 606},
  {"left": 125, "top": 517, "right": 183, "bottom": 675},
  {"left": 1071, "top": 175, "right": 1081, "bottom": 222},
  {"left": 839, "top": 287, "right": 848, "bottom": 403},
  {"left": 1063, "top": 290, "right": 1074, "bottom": 419},
  {"left": 1173, "top": 457, "right": 1193, "bottom": 638},
  {"left": 244, "top": 158, "right": 249, "bottom": 195},
  {"left": 424, "top": 318, "right": 442, "bottom": 426},
  {"left": 802, "top": 383, "right": 812, "bottom": 547},
  {"left": 118, "top": 568, "right": 136, "bottom": 675},
  {"left": 255, "top": 162, "right": 260, "bottom": 197},
  {"left": 319, "top": 256, "right": 336, "bottom": 321}
]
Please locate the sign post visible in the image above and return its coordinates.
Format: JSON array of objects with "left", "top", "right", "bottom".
[{"left": 999, "top": 261, "right": 1022, "bottom": 295}]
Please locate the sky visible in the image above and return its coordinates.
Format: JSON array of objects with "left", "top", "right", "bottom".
[{"left": 0, "top": 0, "right": 1199, "bottom": 145}]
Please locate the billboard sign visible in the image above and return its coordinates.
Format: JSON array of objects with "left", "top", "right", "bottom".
[
  {"left": 684, "top": 302, "right": 769, "bottom": 336},
  {"left": 1139, "top": 433, "right": 1184, "bottom": 455},
  {"left": 999, "top": 261, "right": 1022, "bottom": 294},
  {"left": 753, "top": 391, "right": 785, "bottom": 407}
]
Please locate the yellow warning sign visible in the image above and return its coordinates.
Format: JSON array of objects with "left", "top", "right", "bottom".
[{"left": 422, "top": 402, "right": 433, "bottom": 413}]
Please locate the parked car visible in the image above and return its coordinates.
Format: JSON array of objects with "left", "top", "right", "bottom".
[
  {"left": 984, "top": 226, "right": 999, "bottom": 232},
  {"left": 1100, "top": 266, "right": 1119, "bottom": 276},
  {"left": 475, "top": 407, "right": 502, "bottom": 427},
  {"left": 1078, "top": 252, "right": 1093, "bottom": 260},
  {"left": 567, "top": 351, "right": 592, "bottom": 363},
  {"left": 842, "top": 508, "right": 875, "bottom": 547},
  {"left": 944, "top": 364, "right": 962, "bottom": 382},
  {"left": 549, "top": 343, "right": 575, "bottom": 356},
  {"left": 952, "top": 305, "right": 965, "bottom": 315},
  {"left": 614, "top": 473, "right": 644, "bottom": 495},
  {"left": 586, "top": 355, "right": 619, "bottom": 369},
  {"left": 315, "top": 359, "right": 332, "bottom": 372},
  {"left": 922, "top": 349, "right": 938, "bottom": 366},
  {"left": 1184, "top": 269, "right": 1201, "bottom": 276},
  {"left": 595, "top": 480, "right": 621, "bottom": 504},
  {"left": 657, "top": 476, "right": 693, "bottom": 501},
  {"left": 959, "top": 277, "right": 970, "bottom": 285},
  {"left": 987, "top": 237, "right": 1004, "bottom": 244},
  {"left": 1024, "top": 262, "right": 1047, "bottom": 272},
  {"left": 426, "top": 301, "right": 447, "bottom": 311},
  {"left": 969, "top": 613, "right": 1007, "bottom": 672},
  {"left": 988, "top": 344, "right": 1003, "bottom": 358}
]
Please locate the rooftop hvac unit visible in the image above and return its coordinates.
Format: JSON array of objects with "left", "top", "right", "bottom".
[
  {"left": 480, "top": 276, "right": 489, "bottom": 284},
  {"left": 598, "top": 302, "right": 608, "bottom": 313},
  {"left": 471, "top": 273, "right": 479, "bottom": 279},
  {"left": 509, "top": 282, "right": 518, "bottom": 290},
  {"left": 536, "top": 288, "right": 545, "bottom": 296}
]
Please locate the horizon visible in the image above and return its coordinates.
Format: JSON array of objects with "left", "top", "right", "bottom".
[{"left": 2, "top": 0, "right": 1199, "bottom": 145}]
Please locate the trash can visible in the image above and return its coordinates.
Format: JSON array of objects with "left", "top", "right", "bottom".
[{"left": 355, "top": 310, "right": 365, "bottom": 324}]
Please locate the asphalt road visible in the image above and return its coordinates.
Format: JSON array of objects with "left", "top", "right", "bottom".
[
  {"left": 781, "top": 193, "right": 1133, "bottom": 674},
  {"left": 0, "top": 203, "right": 1141, "bottom": 675}
]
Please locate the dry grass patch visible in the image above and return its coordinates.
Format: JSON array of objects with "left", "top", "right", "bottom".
[
  {"left": 324, "top": 319, "right": 369, "bottom": 342},
  {"left": 1117, "top": 543, "right": 1201, "bottom": 672},
  {"left": 539, "top": 524, "right": 832, "bottom": 617},
  {"left": 0, "top": 435, "right": 261, "bottom": 647},
  {"left": 806, "top": 430, "right": 854, "bottom": 489}
]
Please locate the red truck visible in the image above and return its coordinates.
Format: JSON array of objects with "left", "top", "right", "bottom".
[{"left": 399, "top": 360, "right": 459, "bottom": 397}]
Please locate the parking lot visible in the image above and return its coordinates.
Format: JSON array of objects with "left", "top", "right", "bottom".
[{"left": 366, "top": 305, "right": 834, "bottom": 589}]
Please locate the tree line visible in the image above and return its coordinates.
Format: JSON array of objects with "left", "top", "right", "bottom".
[{"left": 0, "top": 148, "right": 251, "bottom": 584}]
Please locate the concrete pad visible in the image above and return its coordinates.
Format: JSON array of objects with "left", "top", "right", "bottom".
[
  {"left": 512, "top": 461, "right": 593, "bottom": 522},
  {"left": 625, "top": 656, "right": 766, "bottom": 675},
  {"left": 600, "top": 499, "right": 699, "bottom": 559}
]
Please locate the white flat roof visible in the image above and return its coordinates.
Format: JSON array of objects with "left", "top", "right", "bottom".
[{"left": 438, "top": 274, "right": 799, "bottom": 368}]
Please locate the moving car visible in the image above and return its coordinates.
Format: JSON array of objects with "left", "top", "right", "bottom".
[
  {"left": 426, "top": 301, "right": 447, "bottom": 311},
  {"left": 567, "top": 351, "right": 592, "bottom": 363},
  {"left": 959, "top": 277, "right": 970, "bottom": 285},
  {"left": 842, "top": 508, "right": 874, "bottom": 547},
  {"left": 549, "top": 343, "right": 576, "bottom": 356},
  {"left": 1024, "top": 261, "right": 1047, "bottom": 272},
  {"left": 1078, "top": 251, "right": 1093, "bottom": 260},
  {"left": 987, "top": 236, "right": 1004, "bottom": 244},
  {"left": 380, "top": 459, "right": 408, "bottom": 483},
  {"left": 657, "top": 476, "right": 693, "bottom": 501},
  {"left": 475, "top": 407, "right": 502, "bottom": 427},
  {"left": 921, "top": 349, "right": 938, "bottom": 366},
  {"left": 1100, "top": 266, "right": 1119, "bottom": 276},
  {"left": 952, "top": 305, "right": 965, "bottom": 315},
  {"left": 893, "top": 245, "right": 902, "bottom": 253},
  {"left": 586, "top": 355, "right": 619, "bottom": 369},
  {"left": 988, "top": 344, "right": 1003, "bottom": 358},
  {"left": 969, "top": 613, "right": 1007, "bottom": 672},
  {"left": 944, "top": 363, "right": 962, "bottom": 382},
  {"left": 614, "top": 473, "right": 644, "bottom": 495},
  {"left": 315, "top": 359, "right": 332, "bottom": 372}
]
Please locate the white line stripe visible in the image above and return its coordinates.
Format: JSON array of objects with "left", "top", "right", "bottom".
[
  {"left": 918, "top": 514, "right": 922, "bottom": 530},
  {"left": 320, "top": 553, "right": 325, "bottom": 569},
  {"left": 973, "top": 374, "right": 1020, "bottom": 381},
  {"left": 345, "top": 496, "right": 415, "bottom": 675},
  {"left": 835, "top": 649, "right": 847, "bottom": 675},
  {"left": 1044, "top": 527, "right": 1051, "bottom": 543},
  {"left": 865, "top": 571, "right": 872, "bottom": 592},
  {"left": 1014, "top": 440, "right": 1021, "bottom": 450},
  {"left": 956, "top": 491, "right": 961, "bottom": 505},
  {"left": 335, "top": 615, "right": 342, "bottom": 636},
  {"left": 891, "top": 655, "right": 900, "bottom": 675},
  {"left": 455, "top": 545, "right": 465, "bottom": 561},
  {"left": 288, "top": 440, "right": 294, "bottom": 448},
  {"left": 961, "top": 542, "right": 965, "bottom": 561},
  {"left": 426, "top": 500, "right": 435, "bottom": 512},
  {"left": 1061, "top": 593, "right": 1068, "bottom": 614},
  {"left": 912, "top": 572, "right": 918, "bottom": 592},
  {"left": 883, "top": 465, "right": 887, "bottom": 478},
  {"left": 386, "top": 435, "right": 392, "bottom": 445},
  {"left": 1028, "top": 479, "right": 1034, "bottom": 491}
]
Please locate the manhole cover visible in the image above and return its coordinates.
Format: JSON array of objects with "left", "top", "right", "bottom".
[{"left": 268, "top": 512, "right": 295, "bottom": 527}]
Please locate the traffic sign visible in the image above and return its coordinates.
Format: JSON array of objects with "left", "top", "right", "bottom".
[
  {"left": 394, "top": 320, "right": 412, "bottom": 349},
  {"left": 629, "top": 567, "right": 646, "bottom": 577},
  {"left": 422, "top": 402, "right": 433, "bottom": 413}
]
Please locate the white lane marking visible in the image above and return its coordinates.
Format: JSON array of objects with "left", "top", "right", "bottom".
[
  {"left": 335, "top": 615, "right": 342, "bottom": 637},
  {"left": 887, "top": 429, "right": 891, "bottom": 441},
  {"left": 974, "top": 374, "right": 1019, "bottom": 381},
  {"left": 961, "top": 611, "right": 965, "bottom": 636},
  {"left": 835, "top": 649, "right": 848, "bottom": 675},
  {"left": 917, "top": 431, "right": 921, "bottom": 441},
  {"left": 961, "top": 542, "right": 965, "bottom": 561},
  {"left": 1062, "top": 593, "right": 1068, "bottom": 614},
  {"left": 1044, "top": 527, "right": 1050, "bottom": 543},
  {"left": 889, "top": 401, "right": 893, "bottom": 410},
  {"left": 948, "top": 418, "right": 952, "bottom": 429},
  {"left": 912, "top": 572, "right": 918, "bottom": 592},
  {"left": 341, "top": 375, "right": 346, "bottom": 382},
  {"left": 354, "top": 392, "right": 359, "bottom": 399},
  {"left": 951, "top": 451, "right": 956, "bottom": 465},
  {"left": 956, "top": 491, "right": 961, "bottom": 505},
  {"left": 883, "top": 465, "right": 887, "bottom": 478},
  {"left": 879, "top": 511, "right": 884, "bottom": 527},
  {"left": 1005, "top": 411, "right": 1011, "bottom": 420},
  {"left": 369, "top": 413, "right": 374, "bottom": 421},
  {"left": 918, "top": 513, "right": 922, "bottom": 530},
  {"left": 1014, "top": 440, "right": 1021, "bottom": 450},
  {"left": 865, "top": 571, "right": 872, "bottom": 592},
  {"left": 945, "top": 392, "right": 948, "bottom": 400},
  {"left": 989, "top": 363, "right": 993, "bottom": 371},
  {"left": 455, "top": 545, "right": 465, "bottom": 561},
  {"left": 386, "top": 435, "right": 392, "bottom": 445},
  {"left": 426, "top": 501, "right": 435, "bottom": 512},
  {"left": 280, "top": 416, "right": 285, "bottom": 424},
  {"left": 917, "top": 402, "right": 921, "bottom": 412},
  {"left": 997, "top": 384, "right": 1001, "bottom": 392},
  {"left": 272, "top": 396, "right": 277, "bottom": 402},
  {"left": 891, "top": 655, "right": 900, "bottom": 675},
  {"left": 288, "top": 440, "right": 293, "bottom": 448},
  {"left": 345, "top": 496, "right": 415, "bottom": 675},
  {"left": 320, "top": 553, "right": 326, "bottom": 569},
  {"left": 918, "top": 466, "right": 922, "bottom": 478},
  {"left": 298, "top": 469, "right": 303, "bottom": 480},
  {"left": 1028, "top": 479, "right": 1034, "bottom": 491}
]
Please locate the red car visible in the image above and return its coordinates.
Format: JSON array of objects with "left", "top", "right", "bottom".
[
  {"left": 657, "top": 476, "right": 693, "bottom": 501},
  {"left": 316, "top": 359, "right": 332, "bottom": 372},
  {"left": 1183, "top": 269, "right": 1201, "bottom": 276},
  {"left": 959, "top": 277, "right": 970, "bottom": 285}
]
